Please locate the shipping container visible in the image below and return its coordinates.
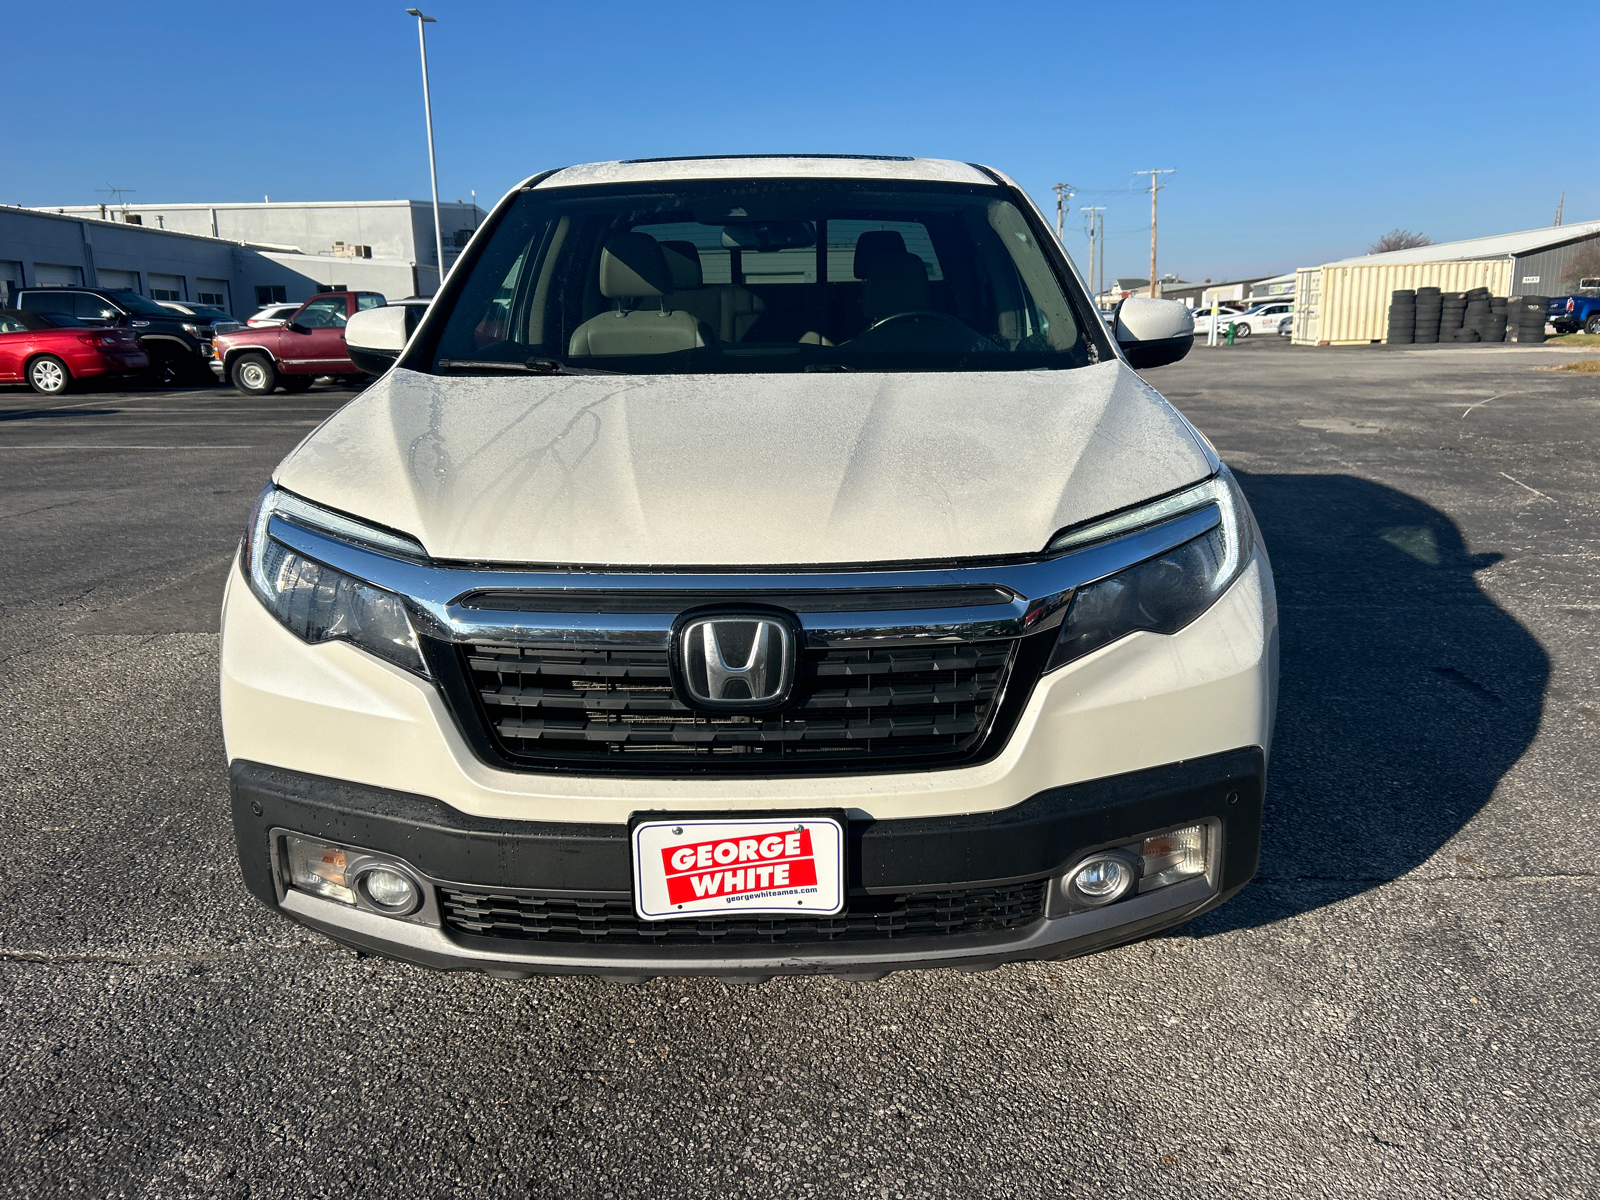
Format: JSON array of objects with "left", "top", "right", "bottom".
[
  {"left": 1292, "top": 258, "right": 1513, "bottom": 345},
  {"left": 1291, "top": 267, "right": 1322, "bottom": 345}
]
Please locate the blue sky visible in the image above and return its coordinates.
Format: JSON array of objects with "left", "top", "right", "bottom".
[{"left": 8, "top": 1, "right": 1595, "bottom": 283}]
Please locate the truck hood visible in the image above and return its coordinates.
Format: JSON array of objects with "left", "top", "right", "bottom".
[{"left": 273, "top": 363, "right": 1214, "bottom": 567}]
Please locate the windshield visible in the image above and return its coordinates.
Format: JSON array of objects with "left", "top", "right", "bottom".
[
  {"left": 106, "top": 290, "right": 179, "bottom": 316},
  {"left": 421, "top": 180, "right": 1104, "bottom": 374}
]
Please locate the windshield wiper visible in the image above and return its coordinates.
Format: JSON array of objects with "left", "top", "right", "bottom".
[{"left": 436, "top": 358, "right": 626, "bottom": 376}]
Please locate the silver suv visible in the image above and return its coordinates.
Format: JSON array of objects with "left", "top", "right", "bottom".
[{"left": 221, "top": 155, "right": 1276, "bottom": 982}]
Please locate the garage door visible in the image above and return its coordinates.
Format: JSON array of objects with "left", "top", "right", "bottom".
[
  {"left": 148, "top": 272, "right": 185, "bottom": 301},
  {"left": 35, "top": 263, "right": 84, "bottom": 287},
  {"left": 195, "top": 278, "right": 230, "bottom": 311},
  {"left": 98, "top": 268, "right": 138, "bottom": 290}
]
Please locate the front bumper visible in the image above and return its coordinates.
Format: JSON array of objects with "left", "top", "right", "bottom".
[{"left": 232, "top": 748, "right": 1263, "bottom": 979}]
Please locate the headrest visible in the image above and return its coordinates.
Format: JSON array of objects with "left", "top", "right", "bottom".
[
  {"left": 599, "top": 232, "right": 672, "bottom": 299},
  {"left": 853, "top": 230, "right": 907, "bottom": 281},
  {"left": 658, "top": 240, "right": 703, "bottom": 290},
  {"left": 862, "top": 250, "right": 930, "bottom": 322}
]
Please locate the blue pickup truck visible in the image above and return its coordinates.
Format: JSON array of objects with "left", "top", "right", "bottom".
[{"left": 1550, "top": 281, "right": 1600, "bottom": 335}]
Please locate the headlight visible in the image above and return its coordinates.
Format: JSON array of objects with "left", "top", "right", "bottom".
[
  {"left": 182, "top": 322, "right": 203, "bottom": 336},
  {"left": 242, "top": 485, "right": 429, "bottom": 676},
  {"left": 1046, "top": 467, "right": 1255, "bottom": 672}
]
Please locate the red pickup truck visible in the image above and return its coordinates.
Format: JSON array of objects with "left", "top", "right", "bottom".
[{"left": 211, "top": 291, "right": 387, "bottom": 394}]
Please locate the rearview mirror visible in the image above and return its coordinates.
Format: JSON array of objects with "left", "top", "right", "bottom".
[
  {"left": 721, "top": 221, "right": 816, "bottom": 252},
  {"left": 1115, "top": 297, "right": 1195, "bottom": 369},
  {"left": 345, "top": 305, "right": 410, "bottom": 375}
]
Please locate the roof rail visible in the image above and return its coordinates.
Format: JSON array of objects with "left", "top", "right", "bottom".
[{"left": 618, "top": 153, "right": 914, "bottom": 165}]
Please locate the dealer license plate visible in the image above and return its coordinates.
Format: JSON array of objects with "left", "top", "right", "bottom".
[{"left": 631, "top": 816, "right": 845, "bottom": 921}]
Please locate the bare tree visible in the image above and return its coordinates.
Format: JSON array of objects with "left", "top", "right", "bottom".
[
  {"left": 1560, "top": 241, "right": 1600, "bottom": 291},
  {"left": 1369, "top": 229, "right": 1433, "bottom": 254}
]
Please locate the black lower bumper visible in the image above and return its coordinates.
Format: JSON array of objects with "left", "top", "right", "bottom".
[{"left": 230, "top": 747, "right": 1264, "bottom": 977}]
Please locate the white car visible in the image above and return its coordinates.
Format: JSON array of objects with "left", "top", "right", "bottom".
[
  {"left": 1226, "top": 302, "right": 1295, "bottom": 339},
  {"left": 246, "top": 301, "right": 303, "bottom": 328},
  {"left": 1190, "top": 306, "right": 1246, "bottom": 337},
  {"left": 220, "top": 155, "right": 1277, "bottom": 982}
]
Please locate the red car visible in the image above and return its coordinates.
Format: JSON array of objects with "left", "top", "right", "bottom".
[
  {"left": 0, "top": 309, "right": 149, "bottom": 395},
  {"left": 211, "top": 290, "right": 387, "bottom": 394}
]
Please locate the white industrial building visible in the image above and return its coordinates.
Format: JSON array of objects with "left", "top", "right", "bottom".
[
  {"left": 2, "top": 198, "right": 487, "bottom": 317},
  {"left": 22, "top": 198, "right": 486, "bottom": 311}
]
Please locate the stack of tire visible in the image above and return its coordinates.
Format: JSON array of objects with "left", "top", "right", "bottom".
[
  {"left": 1485, "top": 295, "right": 1509, "bottom": 343},
  {"left": 1413, "top": 287, "right": 1442, "bottom": 343},
  {"left": 1440, "top": 292, "right": 1477, "bottom": 342},
  {"left": 1512, "top": 296, "right": 1549, "bottom": 343},
  {"left": 1457, "top": 287, "right": 1502, "bottom": 342},
  {"left": 1386, "top": 290, "right": 1416, "bottom": 343}
]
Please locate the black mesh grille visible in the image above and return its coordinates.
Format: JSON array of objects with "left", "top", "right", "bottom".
[
  {"left": 458, "top": 640, "right": 1020, "bottom": 772},
  {"left": 439, "top": 881, "right": 1048, "bottom": 945}
]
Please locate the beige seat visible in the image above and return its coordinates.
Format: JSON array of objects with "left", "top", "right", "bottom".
[
  {"left": 862, "top": 249, "right": 931, "bottom": 323},
  {"left": 658, "top": 239, "right": 765, "bottom": 343},
  {"left": 568, "top": 233, "right": 712, "bottom": 357},
  {"left": 853, "top": 229, "right": 910, "bottom": 281}
]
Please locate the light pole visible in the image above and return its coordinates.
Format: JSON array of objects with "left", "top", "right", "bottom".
[{"left": 406, "top": 8, "right": 446, "bottom": 294}]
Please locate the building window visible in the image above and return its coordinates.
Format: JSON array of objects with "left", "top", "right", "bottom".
[
  {"left": 197, "top": 291, "right": 225, "bottom": 306},
  {"left": 452, "top": 228, "right": 474, "bottom": 248},
  {"left": 150, "top": 288, "right": 181, "bottom": 301},
  {"left": 255, "top": 285, "right": 287, "bottom": 305}
]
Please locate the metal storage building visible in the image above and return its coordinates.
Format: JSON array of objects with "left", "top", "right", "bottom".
[{"left": 1291, "top": 220, "right": 1600, "bottom": 345}]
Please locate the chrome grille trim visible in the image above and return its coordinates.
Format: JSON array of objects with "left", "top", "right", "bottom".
[{"left": 265, "top": 502, "right": 1221, "bottom": 650}]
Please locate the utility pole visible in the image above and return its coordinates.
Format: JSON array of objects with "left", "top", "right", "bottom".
[
  {"left": 1080, "top": 205, "right": 1105, "bottom": 303},
  {"left": 1136, "top": 169, "right": 1175, "bottom": 297},
  {"left": 406, "top": 8, "right": 446, "bottom": 293},
  {"left": 1052, "top": 183, "right": 1076, "bottom": 245},
  {"left": 1554, "top": 191, "right": 1564, "bottom": 226}
]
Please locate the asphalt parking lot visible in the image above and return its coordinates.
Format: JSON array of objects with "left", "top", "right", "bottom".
[{"left": 2, "top": 347, "right": 1597, "bottom": 1199}]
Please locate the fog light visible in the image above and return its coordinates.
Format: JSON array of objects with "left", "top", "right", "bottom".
[
  {"left": 1138, "top": 824, "right": 1207, "bottom": 892},
  {"left": 284, "top": 835, "right": 356, "bottom": 905},
  {"left": 1063, "top": 852, "right": 1138, "bottom": 908},
  {"left": 359, "top": 867, "right": 420, "bottom": 914}
]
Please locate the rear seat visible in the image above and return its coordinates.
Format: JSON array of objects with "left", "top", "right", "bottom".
[{"left": 659, "top": 240, "right": 765, "bottom": 343}]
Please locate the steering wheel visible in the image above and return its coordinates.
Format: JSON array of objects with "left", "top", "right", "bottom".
[{"left": 866, "top": 310, "right": 972, "bottom": 333}]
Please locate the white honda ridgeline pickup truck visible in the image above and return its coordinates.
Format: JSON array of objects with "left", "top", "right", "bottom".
[{"left": 221, "top": 155, "right": 1277, "bottom": 983}]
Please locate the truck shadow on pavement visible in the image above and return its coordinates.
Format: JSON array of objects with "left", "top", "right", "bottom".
[{"left": 1188, "top": 471, "right": 1548, "bottom": 935}]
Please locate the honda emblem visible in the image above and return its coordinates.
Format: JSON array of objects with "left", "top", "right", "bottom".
[{"left": 675, "top": 614, "right": 796, "bottom": 710}]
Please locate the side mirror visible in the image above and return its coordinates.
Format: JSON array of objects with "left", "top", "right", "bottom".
[
  {"left": 285, "top": 321, "right": 308, "bottom": 334},
  {"left": 1115, "top": 297, "right": 1194, "bottom": 369},
  {"left": 345, "top": 305, "right": 410, "bottom": 375}
]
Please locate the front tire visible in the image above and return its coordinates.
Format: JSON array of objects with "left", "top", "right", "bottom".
[
  {"left": 1233, "top": 322, "right": 1252, "bottom": 339},
  {"left": 231, "top": 353, "right": 277, "bottom": 395},
  {"left": 28, "top": 355, "right": 72, "bottom": 396},
  {"left": 1585, "top": 314, "right": 1600, "bottom": 336},
  {"left": 146, "top": 344, "right": 188, "bottom": 388}
]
